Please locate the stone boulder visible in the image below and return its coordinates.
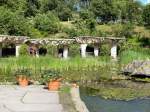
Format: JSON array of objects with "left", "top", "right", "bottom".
[{"left": 123, "top": 60, "right": 150, "bottom": 77}]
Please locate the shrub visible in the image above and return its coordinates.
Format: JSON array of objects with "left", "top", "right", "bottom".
[
  {"left": 13, "top": 68, "right": 32, "bottom": 78},
  {"left": 0, "top": 7, "right": 31, "bottom": 36},
  {"left": 100, "top": 44, "right": 110, "bottom": 56},
  {"left": 34, "top": 12, "right": 60, "bottom": 34},
  {"left": 20, "top": 44, "right": 29, "bottom": 56},
  {"left": 29, "top": 28, "right": 44, "bottom": 38},
  {"left": 46, "top": 45, "right": 58, "bottom": 57},
  {"left": 58, "top": 7, "right": 72, "bottom": 21},
  {"left": 143, "top": 4, "right": 150, "bottom": 26},
  {"left": 86, "top": 18, "right": 96, "bottom": 32},
  {"left": 40, "top": 69, "right": 60, "bottom": 83},
  {"left": 69, "top": 45, "right": 80, "bottom": 57},
  {"left": 62, "top": 27, "right": 78, "bottom": 37},
  {"left": 79, "top": 10, "right": 94, "bottom": 20}
]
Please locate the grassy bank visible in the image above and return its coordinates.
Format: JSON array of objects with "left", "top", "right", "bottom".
[
  {"left": 0, "top": 49, "right": 149, "bottom": 83},
  {"left": 0, "top": 56, "right": 111, "bottom": 82},
  {"left": 81, "top": 80, "right": 150, "bottom": 101},
  {"left": 0, "top": 49, "right": 150, "bottom": 100},
  {"left": 120, "top": 49, "right": 150, "bottom": 64}
]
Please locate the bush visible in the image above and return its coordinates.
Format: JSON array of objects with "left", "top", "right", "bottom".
[
  {"left": 143, "top": 4, "right": 150, "bottom": 26},
  {"left": 69, "top": 45, "right": 80, "bottom": 57},
  {"left": 20, "top": 44, "right": 29, "bottom": 56},
  {"left": 29, "top": 28, "right": 45, "bottom": 38},
  {"left": 86, "top": 18, "right": 96, "bottom": 32},
  {"left": 0, "top": 7, "right": 31, "bottom": 36},
  {"left": 100, "top": 44, "right": 110, "bottom": 56},
  {"left": 79, "top": 10, "right": 94, "bottom": 20},
  {"left": 34, "top": 12, "right": 60, "bottom": 34},
  {"left": 46, "top": 45, "right": 58, "bottom": 57},
  {"left": 13, "top": 68, "right": 32, "bottom": 77},
  {"left": 58, "top": 7, "right": 72, "bottom": 21},
  {"left": 62, "top": 27, "right": 78, "bottom": 37}
]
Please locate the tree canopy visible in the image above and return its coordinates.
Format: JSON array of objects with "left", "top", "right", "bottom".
[{"left": 0, "top": 0, "right": 149, "bottom": 39}]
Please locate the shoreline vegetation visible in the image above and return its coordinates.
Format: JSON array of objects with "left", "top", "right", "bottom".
[
  {"left": 0, "top": 48, "right": 150, "bottom": 100},
  {"left": 80, "top": 79, "right": 150, "bottom": 101}
]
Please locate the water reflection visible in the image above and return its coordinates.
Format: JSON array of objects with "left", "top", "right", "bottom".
[{"left": 80, "top": 87, "right": 150, "bottom": 112}]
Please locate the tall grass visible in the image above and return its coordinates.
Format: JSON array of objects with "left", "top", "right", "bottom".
[
  {"left": 120, "top": 49, "right": 150, "bottom": 64},
  {"left": 0, "top": 49, "right": 149, "bottom": 83},
  {"left": 0, "top": 56, "right": 110, "bottom": 70},
  {"left": 0, "top": 56, "right": 111, "bottom": 82}
]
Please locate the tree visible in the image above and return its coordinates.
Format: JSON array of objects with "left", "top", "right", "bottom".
[
  {"left": 58, "top": 7, "right": 72, "bottom": 21},
  {"left": 25, "top": 0, "right": 41, "bottom": 17},
  {"left": 0, "top": 0, "right": 26, "bottom": 13},
  {"left": 143, "top": 4, "right": 150, "bottom": 26},
  {"left": 126, "top": 1, "right": 143, "bottom": 24},
  {"left": 40, "top": 0, "right": 59, "bottom": 12},
  {"left": 34, "top": 12, "right": 60, "bottom": 34},
  {"left": 0, "top": 7, "right": 30, "bottom": 35},
  {"left": 91, "top": 0, "right": 118, "bottom": 23},
  {"left": 79, "top": 10, "right": 94, "bottom": 20},
  {"left": 86, "top": 18, "right": 96, "bottom": 33}
]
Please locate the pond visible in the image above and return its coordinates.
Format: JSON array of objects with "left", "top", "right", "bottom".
[{"left": 80, "top": 87, "right": 150, "bottom": 112}]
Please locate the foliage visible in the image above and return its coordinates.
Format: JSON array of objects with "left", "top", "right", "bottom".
[
  {"left": 0, "top": 0, "right": 149, "bottom": 41},
  {"left": 40, "top": 69, "right": 60, "bottom": 83},
  {"left": 91, "top": 0, "right": 118, "bottom": 23},
  {"left": 13, "top": 68, "right": 32, "bottom": 77},
  {"left": 69, "top": 45, "right": 80, "bottom": 57},
  {"left": 100, "top": 44, "right": 110, "bottom": 56},
  {"left": 28, "top": 27, "right": 44, "bottom": 38},
  {"left": 25, "top": 0, "right": 41, "bottom": 17},
  {"left": 143, "top": 4, "right": 150, "bottom": 26},
  {"left": 120, "top": 49, "right": 150, "bottom": 64},
  {"left": 20, "top": 44, "right": 29, "bottom": 56},
  {"left": 62, "top": 27, "right": 78, "bottom": 37},
  {"left": 0, "top": 7, "right": 31, "bottom": 35},
  {"left": 34, "top": 12, "right": 60, "bottom": 34},
  {"left": 133, "top": 26, "right": 150, "bottom": 39},
  {"left": 58, "top": 7, "right": 72, "bottom": 21},
  {"left": 79, "top": 10, "right": 94, "bottom": 20},
  {"left": 40, "top": 0, "right": 59, "bottom": 12},
  {"left": 0, "top": 0, "right": 27, "bottom": 12},
  {"left": 46, "top": 45, "right": 58, "bottom": 57},
  {"left": 81, "top": 79, "right": 150, "bottom": 101}
]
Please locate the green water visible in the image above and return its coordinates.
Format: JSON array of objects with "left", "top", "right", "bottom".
[{"left": 80, "top": 87, "right": 150, "bottom": 112}]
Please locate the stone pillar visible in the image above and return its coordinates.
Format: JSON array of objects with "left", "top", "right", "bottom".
[
  {"left": 0, "top": 44, "right": 2, "bottom": 57},
  {"left": 16, "top": 45, "right": 21, "bottom": 57},
  {"left": 63, "top": 45, "right": 69, "bottom": 59},
  {"left": 94, "top": 45, "right": 99, "bottom": 57},
  {"left": 80, "top": 44, "right": 87, "bottom": 58},
  {"left": 111, "top": 41, "right": 117, "bottom": 59},
  {"left": 36, "top": 49, "right": 39, "bottom": 58}
]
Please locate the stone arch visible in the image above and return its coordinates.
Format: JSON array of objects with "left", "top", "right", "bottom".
[
  {"left": 86, "top": 45, "right": 94, "bottom": 56},
  {"left": 2, "top": 44, "right": 16, "bottom": 57}
]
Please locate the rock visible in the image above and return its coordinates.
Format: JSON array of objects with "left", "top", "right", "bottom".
[
  {"left": 123, "top": 60, "right": 144, "bottom": 74},
  {"left": 133, "top": 61, "right": 150, "bottom": 76},
  {"left": 123, "top": 60, "right": 150, "bottom": 77}
]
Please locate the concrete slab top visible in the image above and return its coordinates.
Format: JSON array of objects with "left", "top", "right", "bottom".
[
  {"left": 22, "top": 92, "right": 59, "bottom": 104},
  {"left": 0, "top": 85, "right": 64, "bottom": 112}
]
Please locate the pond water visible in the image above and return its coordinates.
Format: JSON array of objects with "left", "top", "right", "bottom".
[{"left": 80, "top": 87, "right": 150, "bottom": 112}]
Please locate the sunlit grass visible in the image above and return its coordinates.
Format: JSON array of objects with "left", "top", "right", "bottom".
[{"left": 120, "top": 49, "right": 150, "bottom": 64}]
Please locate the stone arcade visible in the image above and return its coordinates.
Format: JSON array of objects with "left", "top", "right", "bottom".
[{"left": 0, "top": 35, "right": 125, "bottom": 59}]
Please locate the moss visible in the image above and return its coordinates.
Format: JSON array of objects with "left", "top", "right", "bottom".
[
  {"left": 59, "top": 85, "right": 78, "bottom": 112},
  {"left": 82, "top": 80, "right": 150, "bottom": 101},
  {"left": 98, "top": 87, "right": 150, "bottom": 101}
]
